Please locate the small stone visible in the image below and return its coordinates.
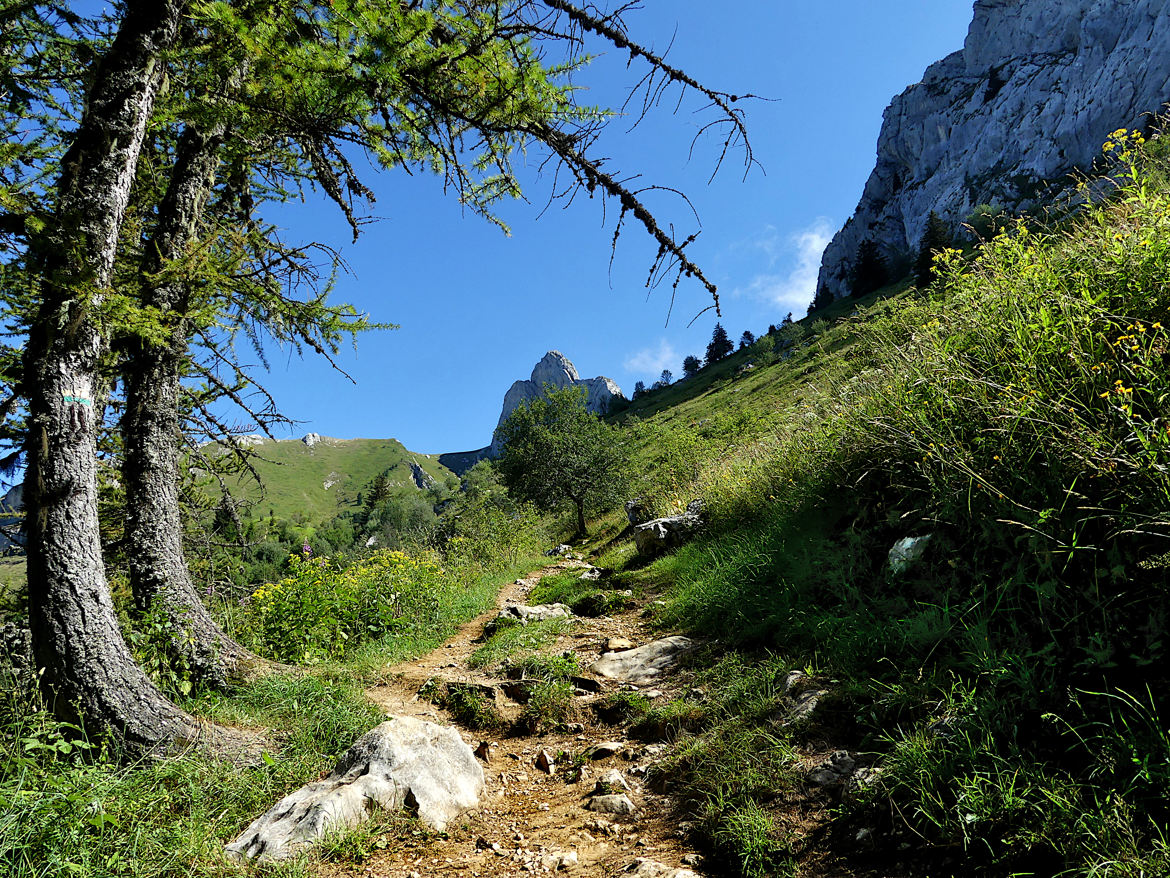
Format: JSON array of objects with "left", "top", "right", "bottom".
[
  {"left": 606, "top": 637, "right": 635, "bottom": 652},
  {"left": 629, "top": 858, "right": 699, "bottom": 878},
  {"left": 584, "top": 741, "right": 624, "bottom": 760},
  {"left": 540, "top": 850, "right": 579, "bottom": 871},
  {"left": 586, "top": 794, "right": 636, "bottom": 815},
  {"left": 536, "top": 750, "right": 555, "bottom": 774},
  {"left": 594, "top": 769, "right": 630, "bottom": 794}
]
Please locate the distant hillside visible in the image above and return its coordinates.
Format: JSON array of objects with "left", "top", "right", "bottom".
[{"left": 209, "top": 434, "right": 457, "bottom": 524}]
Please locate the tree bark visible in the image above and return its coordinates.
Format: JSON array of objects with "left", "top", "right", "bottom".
[
  {"left": 23, "top": 1, "right": 204, "bottom": 753},
  {"left": 575, "top": 497, "right": 586, "bottom": 536},
  {"left": 122, "top": 123, "right": 269, "bottom": 687}
]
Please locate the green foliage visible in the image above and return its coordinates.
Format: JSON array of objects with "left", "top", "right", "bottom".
[
  {"left": 599, "top": 130, "right": 1170, "bottom": 876},
  {"left": 124, "top": 599, "right": 196, "bottom": 698},
  {"left": 506, "top": 652, "right": 579, "bottom": 683},
  {"left": 914, "top": 210, "right": 952, "bottom": 289},
  {"left": 682, "top": 355, "right": 702, "bottom": 378},
  {"left": 0, "top": 673, "right": 381, "bottom": 878},
  {"left": 850, "top": 238, "right": 888, "bottom": 297},
  {"left": 468, "top": 618, "right": 573, "bottom": 671},
  {"left": 497, "top": 385, "right": 630, "bottom": 534},
  {"left": 966, "top": 201, "right": 1008, "bottom": 241},
  {"left": 514, "top": 679, "right": 576, "bottom": 735},
  {"left": 240, "top": 549, "right": 450, "bottom": 662}
]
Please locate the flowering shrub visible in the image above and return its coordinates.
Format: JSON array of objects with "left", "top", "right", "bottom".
[{"left": 241, "top": 549, "right": 447, "bottom": 662}]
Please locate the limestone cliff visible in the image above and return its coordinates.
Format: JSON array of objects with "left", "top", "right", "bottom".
[{"left": 817, "top": 0, "right": 1170, "bottom": 301}]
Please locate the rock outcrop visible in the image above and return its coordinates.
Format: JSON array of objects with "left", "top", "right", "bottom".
[
  {"left": 589, "top": 636, "right": 698, "bottom": 685},
  {"left": 817, "top": 0, "right": 1170, "bottom": 301},
  {"left": 489, "top": 351, "right": 622, "bottom": 456},
  {"left": 409, "top": 460, "right": 437, "bottom": 491},
  {"left": 226, "top": 716, "right": 484, "bottom": 862}
]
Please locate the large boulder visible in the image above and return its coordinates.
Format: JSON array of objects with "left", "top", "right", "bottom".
[
  {"left": 226, "top": 716, "right": 484, "bottom": 862},
  {"left": 634, "top": 501, "right": 704, "bottom": 555},
  {"left": 590, "top": 636, "right": 698, "bottom": 685}
]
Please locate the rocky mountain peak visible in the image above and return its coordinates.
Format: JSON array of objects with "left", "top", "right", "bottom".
[
  {"left": 489, "top": 351, "right": 623, "bottom": 456},
  {"left": 816, "top": 0, "right": 1170, "bottom": 302},
  {"left": 531, "top": 350, "right": 581, "bottom": 385}
]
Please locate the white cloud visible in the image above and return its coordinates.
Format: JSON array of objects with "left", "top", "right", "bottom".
[
  {"left": 623, "top": 339, "right": 678, "bottom": 378},
  {"left": 736, "top": 218, "right": 835, "bottom": 314}
]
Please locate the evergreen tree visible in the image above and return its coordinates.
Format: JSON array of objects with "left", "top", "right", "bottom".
[
  {"left": 914, "top": 211, "right": 952, "bottom": 289},
  {"left": 705, "top": 323, "right": 734, "bottom": 365},
  {"left": 633, "top": 380, "right": 647, "bottom": 399},
  {"left": 851, "top": 239, "right": 888, "bottom": 298},
  {"left": 653, "top": 369, "right": 673, "bottom": 389},
  {"left": 739, "top": 330, "right": 756, "bottom": 349},
  {"left": 682, "top": 355, "right": 701, "bottom": 378},
  {"left": 808, "top": 284, "right": 833, "bottom": 315}
]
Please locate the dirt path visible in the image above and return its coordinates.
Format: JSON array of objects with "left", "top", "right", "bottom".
[{"left": 321, "top": 560, "right": 708, "bottom": 878}]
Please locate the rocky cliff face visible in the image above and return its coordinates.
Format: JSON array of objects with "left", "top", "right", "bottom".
[
  {"left": 817, "top": 0, "right": 1170, "bottom": 300},
  {"left": 489, "top": 351, "right": 622, "bottom": 455}
]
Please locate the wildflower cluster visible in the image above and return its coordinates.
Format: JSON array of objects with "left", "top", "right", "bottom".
[{"left": 240, "top": 549, "right": 446, "bottom": 663}]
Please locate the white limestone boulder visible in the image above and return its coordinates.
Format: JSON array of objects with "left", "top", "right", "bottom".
[
  {"left": 590, "top": 636, "right": 698, "bottom": 685},
  {"left": 225, "top": 716, "right": 484, "bottom": 862}
]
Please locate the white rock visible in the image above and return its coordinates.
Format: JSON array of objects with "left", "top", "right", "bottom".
[
  {"left": 540, "top": 850, "right": 579, "bottom": 871},
  {"left": 225, "top": 716, "right": 484, "bottom": 862},
  {"left": 497, "top": 604, "right": 572, "bottom": 625},
  {"left": 629, "top": 858, "right": 699, "bottom": 878},
  {"left": 586, "top": 794, "right": 636, "bottom": 815},
  {"left": 590, "top": 636, "right": 697, "bottom": 685},
  {"left": 888, "top": 534, "right": 933, "bottom": 574}
]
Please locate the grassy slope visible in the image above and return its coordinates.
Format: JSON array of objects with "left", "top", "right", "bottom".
[
  {"left": 581, "top": 137, "right": 1170, "bottom": 876},
  {"left": 216, "top": 437, "right": 456, "bottom": 524}
]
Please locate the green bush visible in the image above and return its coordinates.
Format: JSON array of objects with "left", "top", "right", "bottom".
[{"left": 240, "top": 549, "right": 449, "bottom": 662}]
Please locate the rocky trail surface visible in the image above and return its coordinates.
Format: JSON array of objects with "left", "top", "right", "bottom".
[{"left": 313, "top": 560, "right": 708, "bottom": 878}]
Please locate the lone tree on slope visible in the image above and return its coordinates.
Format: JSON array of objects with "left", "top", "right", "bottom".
[
  {"left": 682, "top": 355, "right": 701, "bottom": 378},
  {"left": 705, "top": 323, "right": 734, "bottom": 365},
  {"left": 739, "top": 330, "right": 756, "bottom": 349},
  {"left": 496, "top": 386, "right": 628, "bottom": 536}
]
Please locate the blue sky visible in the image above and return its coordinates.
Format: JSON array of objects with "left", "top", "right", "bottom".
[{"left": 249, "top": 2, "right": 976, "bottom": 454}]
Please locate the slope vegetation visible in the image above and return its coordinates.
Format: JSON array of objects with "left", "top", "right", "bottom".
[{"left": 211, "top": 436, "right": 456, "bottom": 525}]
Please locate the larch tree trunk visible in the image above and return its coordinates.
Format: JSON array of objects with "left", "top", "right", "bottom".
[
  {"left": 122, "top": 123, "right": 270, "bottom": 687},
  {"left": 22, "top": 0, "right": 204, "bottom": 753}
]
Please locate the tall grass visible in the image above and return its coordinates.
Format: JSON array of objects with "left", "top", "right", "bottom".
[{"left": 630, "top": 131, "right": 1170, "bottom": 874}]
